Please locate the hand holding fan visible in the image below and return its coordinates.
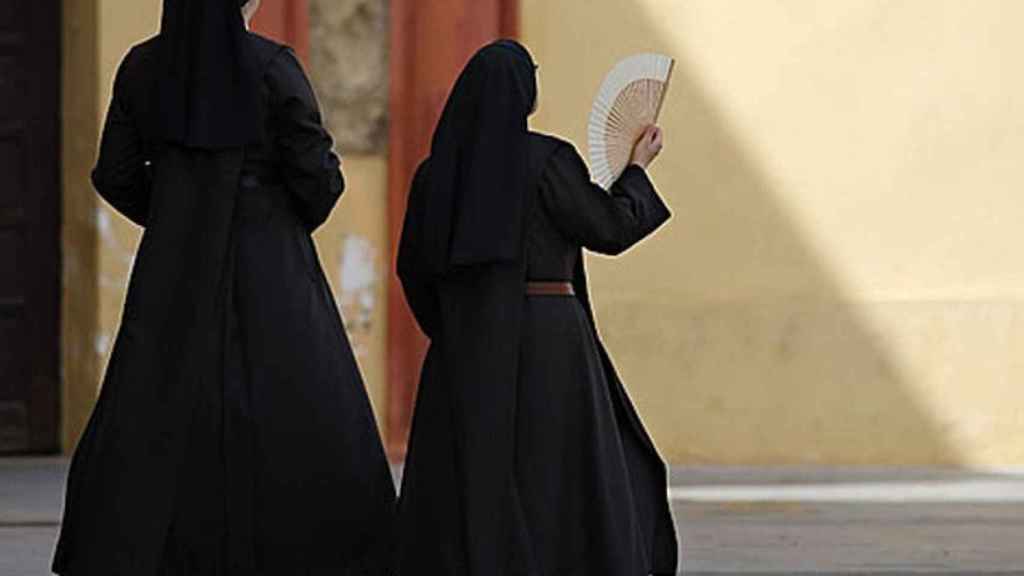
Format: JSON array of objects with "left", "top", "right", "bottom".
[{"left": 588, "top": 53, "right": 675, "bottom": 190}]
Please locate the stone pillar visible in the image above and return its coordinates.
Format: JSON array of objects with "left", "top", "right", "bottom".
[{"left": 309, "top": 0, "right": 389, "bottom": 154}]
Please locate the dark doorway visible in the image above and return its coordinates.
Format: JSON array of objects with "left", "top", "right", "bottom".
[{"left": 0, "top": 0, "right": 61, "bottom": 453}]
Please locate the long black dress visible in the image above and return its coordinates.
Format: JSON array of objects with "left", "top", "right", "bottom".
[
  {"left": 397, "top": 133, "right": 678, "bottom": 576},
  {"left": 53, "top": 34, "right": 395, "bottom": 576}
]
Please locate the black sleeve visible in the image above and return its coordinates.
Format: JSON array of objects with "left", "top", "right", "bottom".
[
  {"left": 539, "top": 144, "right": 671, "bottom": 255},
  {"left": 397, "top": 162, "right": 440, "bottom": 337},
  {"left": 91, "top": 51, "right": 151, "bottom": 227},
  {"left": 266, "top": 49, "right": 344, "bottom": 232}
]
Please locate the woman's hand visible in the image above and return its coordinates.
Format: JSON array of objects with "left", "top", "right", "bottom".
[{"left": 629, "top": 125, "right": 664, "bottom": 169}]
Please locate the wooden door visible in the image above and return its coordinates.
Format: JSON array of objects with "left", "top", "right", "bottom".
[
  {"left": 386, "top": 0, "right": 520, "bottom": 459},
  {"left": 251, "top": 0, "right": 310, "bottom": 64},
  {"left": 0, "top": 0, "right": 61, "bottom": 453}
]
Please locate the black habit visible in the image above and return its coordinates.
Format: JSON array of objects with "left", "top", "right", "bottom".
[
  {"left": 53, "top": 20, "right": 395, "bottom": 576},
  {"left": 396, "top": 41, "right": 678, "bottom": 576}
]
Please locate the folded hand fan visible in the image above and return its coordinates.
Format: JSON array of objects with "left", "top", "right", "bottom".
[{"left": 587, "top": 53, "right": 675, "bottom": 189}]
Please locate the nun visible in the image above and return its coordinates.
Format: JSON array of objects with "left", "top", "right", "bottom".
[
  {"left": 53, "top": 1, "right": 395, "bottom": 574},
  {"left": 396, "top": 40, "right": 678, "bottom": 576}
]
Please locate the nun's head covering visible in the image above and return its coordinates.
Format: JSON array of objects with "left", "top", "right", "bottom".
[
  {"left": 418, "top": 39, "right": 539, "bottom": 275},
  {"left": 151, "top": 0, "right": 260, "bottom": 149}
]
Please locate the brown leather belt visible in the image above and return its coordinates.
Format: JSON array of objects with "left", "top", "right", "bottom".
[{"left": 525, "top": 281, "right": 575, "bottom": 296}]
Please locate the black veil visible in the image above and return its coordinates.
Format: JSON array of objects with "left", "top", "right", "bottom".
[
  {"left": 151, "top": 0, "right": 260, "bottom": 149},
  {"left": 417, "top": 39, "right": 538, "bottom": 275}
]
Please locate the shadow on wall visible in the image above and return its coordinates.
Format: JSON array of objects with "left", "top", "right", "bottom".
[{"left": 525, "top": 1, "right": 964, "bottom": 467}]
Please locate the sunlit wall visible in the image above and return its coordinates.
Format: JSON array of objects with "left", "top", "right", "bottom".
[{"left": 523, "top": 0, "right": 1024, "bottom": 467}]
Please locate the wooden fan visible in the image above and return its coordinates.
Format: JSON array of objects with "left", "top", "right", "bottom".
[{"left": 588, "top": 53, "right": 675, "bottom": 190}]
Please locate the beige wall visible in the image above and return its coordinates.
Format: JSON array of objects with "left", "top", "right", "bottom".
[
  {"left": 61, "top": 0, "right": 103, "bottom": 452},
  {"left": 60, "top": 3, "right": 389, "bottom": 451},
  {"left": 64, "top": 1, "right": 1024, "bottom": 467},
  {"left": 311, "top": 156, "right": 389, "bottom": 420},
  {"left": 62, "top": 0, "right": 150, "bottom": 451},
  {"left": 522, "top": 0, "right": 1024, "bottom": 467}
]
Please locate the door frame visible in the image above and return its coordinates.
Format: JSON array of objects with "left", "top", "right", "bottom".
[{"left": 251, "top": 0, "right": 310, "bottom": 64}]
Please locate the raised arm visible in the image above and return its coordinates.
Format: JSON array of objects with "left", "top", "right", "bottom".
[
  {"left": 266, "top": 49, "right": 344, "bottom": 231},
  {"left": 91, "top": 51, "right": 151, "bottom": 227},
  {"left": 539, "top": 143, "right": 671, "bottom": 256}
]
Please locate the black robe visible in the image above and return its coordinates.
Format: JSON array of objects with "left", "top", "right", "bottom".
[
  {"left": 396, "top": 133, "right": 678, "bottom": 576},
  {"left": 53, "top": 34, "right": 395, "bottom": 576}
]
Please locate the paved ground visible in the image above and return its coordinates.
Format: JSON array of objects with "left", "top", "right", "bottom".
[
  {"left": 673, "top": 468, "right": 1024, "bottom": 574},
  {"left": 0, "top": 459, "right": 64, "bottom": 576},
  {"left": 3, "top": 459, "right": 1024, "bottom": 575}
]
